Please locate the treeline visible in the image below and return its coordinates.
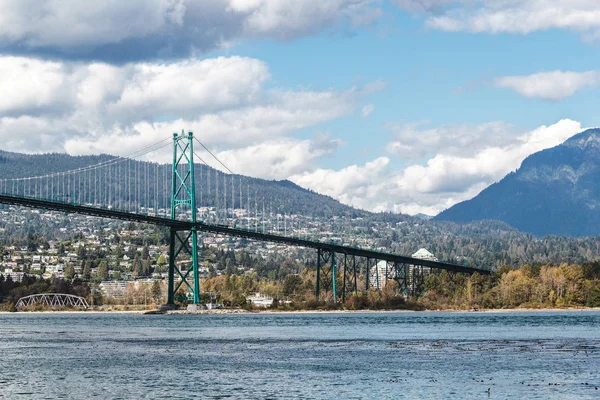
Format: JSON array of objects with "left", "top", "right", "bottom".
[
  {"left": 199, "top": 262, "right": 600, "bottom": 310},
  {"left": 421, "top": 262, "right": 600, "bottom": 309},
  {"left": 3, "top": 261, "right": 600, "bottom": 311}
]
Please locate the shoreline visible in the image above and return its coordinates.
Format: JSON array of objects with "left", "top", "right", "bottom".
[{"left": 2, "top": 306, "right": 600, "bottom": 315}]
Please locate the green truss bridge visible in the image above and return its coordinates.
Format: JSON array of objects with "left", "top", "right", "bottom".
[{"left": 0, "top": 132, "right": 490, "bottom": 305}]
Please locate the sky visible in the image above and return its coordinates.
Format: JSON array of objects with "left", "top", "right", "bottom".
[{"left": 1, "top": 1, "right": 599, "bottom": 216}]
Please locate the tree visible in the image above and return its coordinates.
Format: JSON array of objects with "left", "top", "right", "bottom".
[
  {"left": 283, "top": 275, "right": 303, "bottom": 297},
  {"left": 114, "top": 245, "right": 124, "bottom": 260},
  {"left": 77, "top": 245, "right": 87, "bottom": 261},
  {"left": 142, "top": 259, "right": 152, "bottom": 277},
  {"left": 64, "top": 263, "right": 75, "bottom": 280},
  {"left": 132, "top": 255, "right": 141, "bottom": 277},
  {"left": 142, "top": 245, "right": 150, "bottom": 260},
  {"left": 224, "top": 259, "right": 236, "bottom": 276},
  {"left": 82, "top": 261, "right": 91, "bottom": 280},
  {"left": 151, "top": 280, "right": 162, "bottom": 303},
  {"left": 156, "top": 254, "right": 167, "bottom": 272},
  {"left": 27, "top": 233, "right": 38, "bottom": 252},
  {"left": 97, "top": 261, "right": 109, "bottom": 281}
]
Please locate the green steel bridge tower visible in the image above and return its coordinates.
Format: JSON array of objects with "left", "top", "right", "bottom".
[{"left": 167, "top": 131, "right": 201, "bottom": 305}]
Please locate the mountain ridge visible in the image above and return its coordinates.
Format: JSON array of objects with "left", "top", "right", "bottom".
[{"left": 435, "top": 128, "right": 600, "bottom": 237}]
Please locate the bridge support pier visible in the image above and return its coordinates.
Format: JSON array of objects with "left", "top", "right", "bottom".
[
  {"left": 341, "top": 254, "right": 358, "bottom": 302},
  {"left": 389, "top": 262, "right": 410, "bottom": 298},
  {"left": 167, "top": 227, "right": 201, "bottom": 305},
  {"left": 316, "top": 249, "right": 337, "bottom": 302}
]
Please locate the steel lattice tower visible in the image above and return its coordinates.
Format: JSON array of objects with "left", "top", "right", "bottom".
[{"left": 167, "top": 131, "right": 201, "bottom": 305}]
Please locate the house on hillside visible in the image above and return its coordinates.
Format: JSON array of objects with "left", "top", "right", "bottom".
[{"left": 411, "top": 248, "right": 438, "bottom": 262}]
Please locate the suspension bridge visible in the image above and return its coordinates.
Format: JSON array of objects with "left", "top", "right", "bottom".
[{"left": 0, "top": 132, "right": 490, "bottom": 306}]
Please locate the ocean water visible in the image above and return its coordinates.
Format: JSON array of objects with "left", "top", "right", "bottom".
[{"left": 0, "top": 311, "right": 599, "bottom": 399}]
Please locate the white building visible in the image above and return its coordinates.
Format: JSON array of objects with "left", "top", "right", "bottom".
[
  {"left": 411, "top": 248, "right": 438, "bottom": 262},
  {"left": 1, "top": 272, "right": 30, "bottom": 282},
  {"left": 246, "top": 293, "right": 274, "bottom": 308},
  {"left": 99, "top": 281, "right": 129, "bottom": 298},
  {"left": 370, "top": 260, "right": 388, "bottom": 290},
  {"left": 369, "top": 249, "right": 438, "bottom": 290}
]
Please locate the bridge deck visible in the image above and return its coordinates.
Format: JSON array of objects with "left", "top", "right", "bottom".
[{"left": 0, "top": 194, "right": 490, "bottom": 275}]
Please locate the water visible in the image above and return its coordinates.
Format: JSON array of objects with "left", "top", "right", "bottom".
[{"left": 1, "top": 311, "right": 599, "bottom": 399}]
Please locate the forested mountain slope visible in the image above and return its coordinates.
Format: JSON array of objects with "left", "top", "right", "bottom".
[{"left": 436, "top": 128, "right": 600, "bottom": 237}]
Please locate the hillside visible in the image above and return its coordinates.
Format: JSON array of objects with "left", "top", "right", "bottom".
[
  {"left": 435, "top": 128, "right": 600, "bottom": 237},
  {"left": 0, "top": 150, "right": 375, "bottom": 221},
  {"left": 3, "top": 149, "right": 600, "bottom": 269}
]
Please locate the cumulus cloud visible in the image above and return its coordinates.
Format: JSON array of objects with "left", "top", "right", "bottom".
[
  {"left": 0, "top": 57, "right": 71, "bottom": 116},
  {"left": 213, "top": 136, "right": 343, "bottom": 179},
  {"left": 395, "top": 0, "right": 600, "bottom": 40},
  {"left": 0, "top": 0, "right": 379, "bottom": 62},
  {"left": 293, "top": 119, "right": 583, "bottom": 215},
  {"left": 292, "top": 157, "right": 391, "bottom": 210},
  {"left": 61, "top": 87, "right": 360, "bottom": 159},
  {"left": 495, "top": 70, "right": 600, "bottom": 101},
  {"left": 0, "top": 55, "right": 376, "bottom": 172},
  {"left": 0, "top": 56, "right": 269, "bottom": 120},
  {"left": 386, "top": 121, "right": 518, "bottom": 159}
]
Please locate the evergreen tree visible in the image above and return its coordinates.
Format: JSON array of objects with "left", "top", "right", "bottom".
[
  {"left": 142, "top": 259, "right": 152, "bottom": 277},
  {"left": 142, "top": 245, "right": 150, "bottom": 260},
  {"left": 97, "top": 261, "right": 109, "bottom": 281},
  {"left": 77, "top": 245, "right": 87, "bottom": 261},
  {"left": 82, "top": 261, "right": 91, "bottom": 280},
  {"left": 64, "top": 263, "right": 75, "bottom": 280},
  {"left": 151, "top": 280, "right": 162, "bottom": 303},
  {"left": 132, "top": 255, "right": 141, "bottom": 277}
]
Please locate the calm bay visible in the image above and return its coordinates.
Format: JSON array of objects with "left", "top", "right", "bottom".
[{"left": 1, "top": 311, "right": 599, "bottom": 399}]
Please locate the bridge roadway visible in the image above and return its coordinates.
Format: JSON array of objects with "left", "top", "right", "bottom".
[{"left": 0, "top": 194, "right": 490, "bottom": 275}]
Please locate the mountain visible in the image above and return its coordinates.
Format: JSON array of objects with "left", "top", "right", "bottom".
[
  {"left": 0, "top": 150, "right": 382, "bottom": 220},
  {"left": 435, "top": 128, "right": 600, "bottom": 237},
  {"left": 5, "top": 148, "right": 600, "bottom": 268}
]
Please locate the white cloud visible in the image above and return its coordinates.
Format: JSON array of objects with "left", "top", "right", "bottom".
[
  {"left": 61, "top": 88, "right": 360, "bottom": 159},
  {"left": 361, "top": 104, "right": 375, "bottom": 117},
  {"left": 0, "top": 55, "right": 370, "bottom": 159},
  {"left": 293, "top": 119, "right": 583, "bottom": 215},
  {"left": 495, "top": 70, "right": 600, "bottom": 101},
  {"left": 393, "top": 0, "right": 455, "bottom": 13},
  {"left": 107, "top": 57, "right": 271, "bottom": 122},
  {"left": 291, "top": 157, "right": 391, "bottom": 211},
  {"left": 0, "top": 57, "right": 70, "bottom": 115},
  {"left": 0, "top": 0, "right": 379, "bottom": 61},
  {"left": 386, "top": 121, "right": 518, "bottom": 159},
  {"left": 395, "top": 1, "right": 600, "bottom": 40},
  {"left": 0, "top": 56, "right": 270, "bottom": 120},
  {"left": 214, "top": 136, "right": 343, "bottom": 179}
]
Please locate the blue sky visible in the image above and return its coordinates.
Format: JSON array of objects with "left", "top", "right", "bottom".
[{"left": 0, "top": 1, "right": 599, "bottom": 215}]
